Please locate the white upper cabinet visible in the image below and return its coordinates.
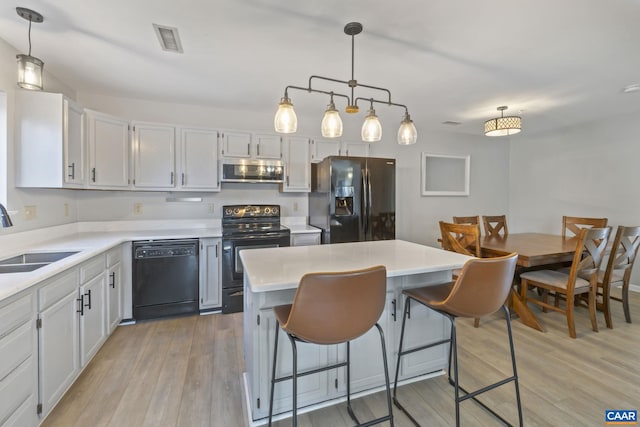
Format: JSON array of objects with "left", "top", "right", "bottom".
[
  {"left": 179, "top": 128, "right": 220, "bottom": 191},
  {"left": 281, "top": 136, "right": 311, "bottom": 192},
  {"left": 86, "top": 110, "right": 130, "bottom": 189},
  {"left": 15, "top": 91, "right": 85, "bottom": 188},
  {"left": 219, "top": 130, "right": 252, "bottom": 158},
  {"left": 310, "top": 138, "right": 370, "bottom": 162},
  {"left": 132, "top": 122, "right": 176, "bottom": 189},
  {"left": 254, "top": 134, "right": 283, "bottom": 160}
]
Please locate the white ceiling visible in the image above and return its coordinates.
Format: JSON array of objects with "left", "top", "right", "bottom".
[{"left": 1, "top": 0, "right": 639, "bottom": 137}]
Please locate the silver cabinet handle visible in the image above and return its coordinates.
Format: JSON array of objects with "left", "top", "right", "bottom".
[
  {"left": 257, "top": 144, "right": 260, "bottom": 156},
  {"left": 68, "top": 163, "right": 75, "bottom": 179},
  {"left": 181, "top": 173, "right": 185, "bottom": 186},
  {"left": 247, "top": 143, "right": 251, "bottom": 156},
  {"left": 92, "top": 168, "right": 96, "bottom": 182},
  {"left": 110, "top": 272, "right": 116, "bottom": 288},
  {"left": 170, "top": 172, "right": 174, "bottom": 185},
  {"left": 84, "top": 290, "right": 92, "bottom": 310}
]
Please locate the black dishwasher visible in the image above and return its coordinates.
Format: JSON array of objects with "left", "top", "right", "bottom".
[{"left": 132, "top": 239, "right": 199, "bottom": 320}]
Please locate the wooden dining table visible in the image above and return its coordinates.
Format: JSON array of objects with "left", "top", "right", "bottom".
[{"left": 480, "top": 233, "right": 580, "bottom": 331}]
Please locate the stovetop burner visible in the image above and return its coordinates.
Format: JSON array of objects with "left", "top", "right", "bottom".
[{"left": 221, "top": 205, "right": 288, "bottom": 237}]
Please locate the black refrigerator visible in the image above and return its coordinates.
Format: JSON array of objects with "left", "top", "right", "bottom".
[{"left": 309, "top": 156, "right": 395, "bottom": 244}]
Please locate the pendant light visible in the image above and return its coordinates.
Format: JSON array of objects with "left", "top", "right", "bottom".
[
  {"left": 274, "top": 92, "right": 297, "bottom": 133},
  {"left": 16, "top": 7, "right": 45, "bottom": 91},
  {"left": 484, "top": 106, "right": 522, "bottom": 136},
  {"left": 321, "top": 93, "right": 343, "bottom": 138},
  {"left": 361, "top": 100, "right": 382, "bottom": 142},
  {"left": 274, "top": 22, "right": 417, "bottom": 145},
  {"left": 397, "top": 111, "right": 417, "bottom": 145}
]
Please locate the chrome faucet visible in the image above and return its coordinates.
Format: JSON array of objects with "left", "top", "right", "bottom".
[{"left": 0, "top": 203, "right": 13, "bottom": 228}]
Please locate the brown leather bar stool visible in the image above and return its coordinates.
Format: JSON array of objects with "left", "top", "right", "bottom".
[
  {"left": 268, "top": 265, "right": 394, "bottom": 427},
  {"left": 393, "top": 253, "right": 522, "bottom": 427}
]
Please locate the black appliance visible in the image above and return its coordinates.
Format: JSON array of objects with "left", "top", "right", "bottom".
[
  {"left": 132, "top": 239, "right": 199, "bottom": 320},
  {"left": 220, "top": 159, "right": 285, "bottom": 183},
  {"left": 221, "top": 204, "right": 290, "bottom": 313},
  {"left": 309, "top": 156, "right": 396, "bottom": 244}
]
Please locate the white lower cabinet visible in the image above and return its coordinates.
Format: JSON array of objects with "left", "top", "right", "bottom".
[
  {"left": 0, "top": 292, "right": 37, "bottom": 427},
  {"left": 290, "top": 233, "right": 321, "bottom": 247},
  {"left": 199, "top": 238, "right": 221, "bottom": 310},
  {"left": 79, "top": 273, "right": 107, "bottom": 367},
  {"left": 106, "top": 247, "right": 123, "bottom": 334}
]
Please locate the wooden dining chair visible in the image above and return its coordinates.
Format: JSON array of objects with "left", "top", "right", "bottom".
[
  {"left": 562, "top": 216, "right": 608, "bottom": 238},
  {"left": 482, "top": 215, "right": 508, "bottom": 237},
  {"left": 440, "top": 221, "right": 482, "bottom": 327},
  {"left": 519, "top": 227, "right": 611, "bottom": 338},
  {"left": 596, "top": 225, "right": 640, "bottom": 328},
  {"left": 453, "top": 215, "right": 480, "bottom": 226}
]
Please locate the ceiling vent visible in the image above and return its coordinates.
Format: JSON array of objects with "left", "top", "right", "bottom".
[{"left": 153, "top": 24, "right": 183, "bottom": 53}]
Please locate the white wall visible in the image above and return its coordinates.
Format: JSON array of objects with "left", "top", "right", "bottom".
[
  {"left": 509, "top": 111, "right": 640, "bottom": 283},
  {"left": 0, "top": 37, "right": 79, "bottom": 235}
]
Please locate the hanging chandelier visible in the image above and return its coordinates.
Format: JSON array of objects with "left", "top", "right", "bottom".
[
  {"left": 274, "top": 22, "right": 417, "bottom": 145},
  {"left": 16, "top": 7, "right": 45, "bottom": 91},
  {"left": 484, "top": 106, "right": 521, "bottom": 136}
]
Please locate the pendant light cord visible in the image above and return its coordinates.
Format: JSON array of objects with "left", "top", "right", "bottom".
[{"left": 27, "top": 18, "right": 32, "bottom": 56}]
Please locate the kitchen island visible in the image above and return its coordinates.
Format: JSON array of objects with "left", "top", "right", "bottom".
[{"left": 241, "top": 239, "right": 471, "bottom": 423}]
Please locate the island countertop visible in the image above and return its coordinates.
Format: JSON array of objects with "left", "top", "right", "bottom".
[{"left": 240, "top": 239, "right": 471, "bottom": 293}]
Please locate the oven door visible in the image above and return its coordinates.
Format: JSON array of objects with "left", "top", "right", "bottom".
[{"left": 221, "top": 234, "right": 290, "bottom": 287}]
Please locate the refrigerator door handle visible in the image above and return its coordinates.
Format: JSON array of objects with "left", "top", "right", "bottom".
[
  {"left": 361, "top": 168, "right": 368, "bottom": 237},
  {"left": 367, "top": 167, "right": 373, "bottom": 240}
]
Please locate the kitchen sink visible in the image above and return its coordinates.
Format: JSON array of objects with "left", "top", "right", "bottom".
[
  {"left": 0, "top": 251, "right": 80, "bottom": 273},
  {"left": 0, "top": 263, "right": 51, "bottom": 273},
  {"left": 0, "top": 251, "right": 79, "bottom": 266}
]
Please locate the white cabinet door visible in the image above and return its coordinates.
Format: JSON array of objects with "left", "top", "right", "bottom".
[
  {"left": 38, "top": 289, "right": 80, "bottom": 418},
  {"left": 79, "top": 274, "right": 107, "bottom": 367},
  {"left": 254, "top": 134, "right": 282, "bottom": 160},
  {"left": 342, "top": 141, "right": 370, "bottom": 158},
  {"left": 199, "top": 238, "right": 221, "bottom": 310},
  {"left": 255, "top": 309, "right": 334, "bottom": 419},
  {"left": 180, "top": 128, "right": 220, "bottom": 191},
  {"left": 334, "top": 291, "right": 395, "bottom": 394},
  {"left": 394, "top": 296, "right": 449, "bottom": 380},
  {"left": 133, "top": 122, "right": 175, "bottom": 189},
  {"left": 281, "top": 137, "right": 311, "bottom": 192},
  {"left": 63, "top": 98, "right": 85, "bottom": 186},
  {"left": 86, "top": 110, "right": 130, "bottom": 188},
  {"left": 107, "top": 262, "right": 122, "bottom": 334},
  {"left": 310, "top": 138, "right": 340, "bottom": 163},
  {"left": 220, "top": 131, "right": 252, "bottom": 158},
  {"left": 290, "top": 233, "right": 321, "bottom": 246}
]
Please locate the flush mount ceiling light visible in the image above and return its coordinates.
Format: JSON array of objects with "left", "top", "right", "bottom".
[
  {"left": 484, "top": 106, "right": 522, "bottom": 137},
  {"left": 16, "top": 7, "right": 44, "bottom": 91},
  {"left": 274, "top": 22, "right": 417, "bottom": 145}
]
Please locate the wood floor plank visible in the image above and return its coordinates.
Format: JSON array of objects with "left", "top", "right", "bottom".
[{"left": 42, "top": 291, "right": 640, "bottom": 427}]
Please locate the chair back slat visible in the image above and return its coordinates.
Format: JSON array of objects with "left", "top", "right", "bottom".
[
  {"left": 440, "top": 221, "right": 481, "bottom": 257},
  {"left": 483, "top": 215, "right": 508, "bottom": 237},
  {"left": 283, "top": 265, "right": 387, "bottom": 344},
  {"left": 453, "top": 216, "right": 480, "bottom": 226},
  {"left": 603, "top": 226, "right": 640, "bottom": 286},
  {"left": 562, "top": 216, "right": 608, "bottom": 238},
  {"left": 568, "top": 227, "right": 611, "bottom": 287}
]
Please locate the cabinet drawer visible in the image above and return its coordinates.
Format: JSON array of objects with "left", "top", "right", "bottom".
[
  {"left": 291, "top": 233, "right": 321, "bottom": 246},
  {"left": 1, "top": 393, "right": 37, "bottom": 427},
  {"left": 0, "top": 322, "right": 33, "bottom": 382},
  {"left": 80, "top": 256, "right": 105, "bottom": 283},
  {"left": 0, "top": 293, "right": 33, "bottom": 339},
  {"left": 0, "top": 357, "right": 34, "bottom": 425},
  {"left": 106, "top": 247, "right": 122, "bottom": 267},
  {"left": 38, "top": 269, "right": 78, "bottom": 312}
]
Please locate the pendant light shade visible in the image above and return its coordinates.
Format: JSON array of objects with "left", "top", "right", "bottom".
[
  {"left": 484, "top": 106, "right": 521, "bottom": 136},
  {"left": 274, "top": 22, "right": 416, "bottom": 145},
  {"left": 274, "top": 95, "right": 297, "bottom": 133},
  {"left": 361, "top": 105, "right": 382, "bottom": 142},
  {"left": 16, "top": 7, "right": 44, "bottom": 91},
  {"left": 321, "top": 96, "right": 343, "bottom": 138},
  {"left": 397, "top": 112, "right": 417, "bottom": 145}
]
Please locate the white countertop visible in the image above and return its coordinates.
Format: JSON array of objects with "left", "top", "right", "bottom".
[
  {"left": 0, "top": 226, "right": 222, "bottom": 303},
  {"left": 285, "top": 224, "right": 321, "bottom": 234},
  {"left": 240, "top": 239, "right": 472, "bottom": 293}
]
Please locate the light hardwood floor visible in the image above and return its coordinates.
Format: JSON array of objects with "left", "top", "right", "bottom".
[{"left": 42, "top": 289, "right": 640, "bottom": 427}]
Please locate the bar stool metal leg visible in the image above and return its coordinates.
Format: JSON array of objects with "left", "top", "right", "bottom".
[{"left": 268, "top": 322, "right": 280, "bottom": 426}]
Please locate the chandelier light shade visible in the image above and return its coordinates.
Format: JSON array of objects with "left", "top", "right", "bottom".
[
  {"left": 484, "top": 106, "right": 522, "bottom": 137},
  {"left": 16, "top": 7, "right": 45, "bottom": 91},
  {"left": 274, "top": 94, "right": 297, "bottom": 133},
  {"left": 397, "top": 112, "right": 417, "bottom": 145},
  {"left": 274, "top": 22, "right": 417, "bottom": 145},
  {"left": 321, "top": 94, "right": 343, "bottom": 138}
]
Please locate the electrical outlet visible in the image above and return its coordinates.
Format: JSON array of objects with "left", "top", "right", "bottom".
[
  {"left": 293, "top": 202, "right": 299, "bottom": 212},
  {"left": 64, "top": 203, "right": 69, "bottom": 217},
  {"left": 208, "top": 203, "right": 215, "bottom": 214},
  {"left": 24, "top": 205, "right": 37, "bottom": 220},
  {"left": 134, "top": 203, "right": 143, "bottom": 215}
]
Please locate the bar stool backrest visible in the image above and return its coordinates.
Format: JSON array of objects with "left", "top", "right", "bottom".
[
  {"left": 281, "top": 265, "right": 387, "bottom": 345},
  {"left": 432, "top": 253, "right": 518, "bottom": 318}
]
